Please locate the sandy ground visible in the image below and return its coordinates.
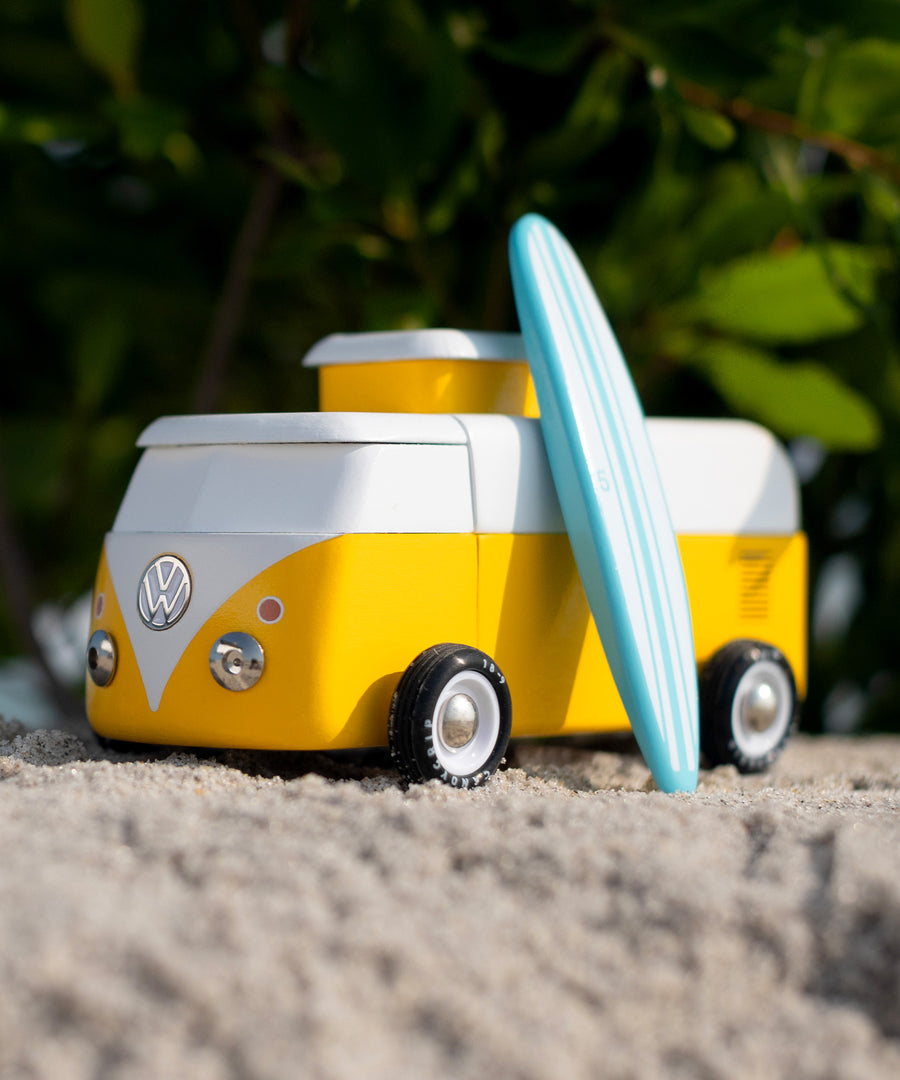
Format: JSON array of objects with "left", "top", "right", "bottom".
[{"left": 0, "top": 720, "right": 898, "bottom": 1080}]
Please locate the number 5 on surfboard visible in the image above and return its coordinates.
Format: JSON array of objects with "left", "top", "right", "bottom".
[{"left": 509, "top": 213, "right": 699, "bottom": 793}]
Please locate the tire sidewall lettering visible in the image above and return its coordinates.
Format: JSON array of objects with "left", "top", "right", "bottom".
[{"left": 390, "top": 644, "right": 512, "bottom": 790}]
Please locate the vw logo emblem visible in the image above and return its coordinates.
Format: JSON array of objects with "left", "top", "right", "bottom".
[{"left": 138, "top": 554, "right": 192, "bottom": 630}]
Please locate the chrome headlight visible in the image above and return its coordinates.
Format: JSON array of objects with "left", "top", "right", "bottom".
[
  {"left": 86, "top": 630, "right": 117, "bottom": 687},
  {"left": 209, "top": 632, "right": 264, "bottom": 691}
]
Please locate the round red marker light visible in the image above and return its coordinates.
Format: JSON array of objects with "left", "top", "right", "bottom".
[{"left": 257, "top": 597, "right": 284, "bottom": 624}]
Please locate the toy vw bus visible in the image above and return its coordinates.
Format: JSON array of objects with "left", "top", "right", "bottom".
[{"left": 86, "top": 331, "right": 806, "bottom": 787}]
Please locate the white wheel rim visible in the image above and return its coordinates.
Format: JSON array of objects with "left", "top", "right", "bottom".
[
  {"left": 430, "top": 670, "right": 501, "bottom": 776},
  {"left": 730, "top": 660, "right": 792, "bottom": 759}
]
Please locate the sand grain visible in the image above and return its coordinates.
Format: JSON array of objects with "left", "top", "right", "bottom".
[{"left": 1, "top": 722, "right": 898, "bottom": 1079}]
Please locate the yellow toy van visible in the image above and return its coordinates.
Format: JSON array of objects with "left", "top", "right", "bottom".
[{"left": 86, "top": 331, "right": 806, "bottom": 787}]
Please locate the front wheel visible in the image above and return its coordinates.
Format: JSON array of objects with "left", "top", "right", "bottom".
[
  {"left": 389, "top": 644, "right": 512, "bottom": 788},
  {"left": 700, "top": 639, "right": 797, "bottom": 773}
]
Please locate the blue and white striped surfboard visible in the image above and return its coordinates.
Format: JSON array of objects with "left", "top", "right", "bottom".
[{"left": 509, "top": 214, "right": 699, "bottom": 793}]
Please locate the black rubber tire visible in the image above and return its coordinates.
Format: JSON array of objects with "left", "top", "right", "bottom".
[
  {"left": 389, "top": 643, "right": 512, "bottom": 789},
  {"left": 699, "top": 638, "right": 797, "bottom": 773}
]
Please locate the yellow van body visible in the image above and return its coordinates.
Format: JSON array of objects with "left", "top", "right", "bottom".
[
  {"left": 87, "top": 332, "right": 807, "bottom": 755},
  {"left": 88, "top": 529, "right": 805, "bottom": 750}
]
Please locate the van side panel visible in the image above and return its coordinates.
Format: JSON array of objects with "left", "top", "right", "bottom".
[
  {"left": 88, "top": 534, "right": 477, "bottom": 750},
  {"left": 477, "top": 534, "right": 628, "bottom": 736},
  {"left": 477, "top": 532, "right": 807, "bottom": 738},
  {"left": 681, "top": 533, "right": 807, "bottom": 697}
]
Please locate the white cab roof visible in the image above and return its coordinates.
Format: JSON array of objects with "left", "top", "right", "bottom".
[
  {"left": 130, "top": 412, "right": 799, "bottom": 536},
  {"left": 137, "top": 412, "right": 468, "bottom": 448},
  {"left": 302, "top": 329, "right": 526, "bottom": 367},
  {"left": 455, "top": 415, "right": 799, "bottom": 536},
  {"left": 644, "top": 418, "right": 798, "bottom": 535}
]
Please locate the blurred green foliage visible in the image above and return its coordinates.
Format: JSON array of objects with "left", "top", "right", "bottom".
[{"left": 3, "top": 0, "right": 900, "bottom": 730}]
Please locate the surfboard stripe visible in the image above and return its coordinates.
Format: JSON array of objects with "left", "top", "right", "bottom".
[
  {"left": 529, "top": 226, "right": 680, "bottom": 768},
  {"left": 547, "top": 222, "right": 699, "bottom": 770},
  {"left": 509, "top": 213, "right": 699, "bottom": 791},
  {"left": 543, "top": 229, "right": 697, "bottom": 764},
  {"left": 572, "top": 270, "right": 697, "bottom": 763},
  {"left": 523, "top": 221, "right": 695, "bottom": 777},
  {"left": 546, "top": 219, "right": 697, "bottom": 773}
]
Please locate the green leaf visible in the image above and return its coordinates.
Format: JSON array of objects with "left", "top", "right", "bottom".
[
  {"left": 0, "top": 105, "right": 101, "bottom": 146},
  {"left": 2, "top": 419, "right": 70, "bottom": 514},
  {"left": 688, "top": 167, "right": 795, "bottom": 266},
  {"left": 630, "top": 23, "right": 770, "bottom": 91},
  {"left": 695, "top": 340, "right": 881, "bottom": 450},
  {"left": 478, "top": 29, "right": 589, "bottom": 73},
  {"left": 260, "top": 147, "right": 343, "bottom": 192},
  {"left": 861, "top": 172, "right": 900, "bottom": 225},
  {"left": 806, "top": 0, "right": 900, "bottom": 39},
  {"left": 818, "top": 38, "right": 900, "bottom": 142},
  {"left": 567, "top": 51, "right": 632, "bottom": 130},
  {"left": 270, "top": 6, "right": 467, "bottom": 198},
  {"left": 521, "top": 51, "right": 632, "bottom": 173},
  {"left": 66, "top": 0, "right": 142, "bottom": 98},
  {"left": 681, "top": 244, "right": 882, "bottom": 344},
  {"left": 682, "top": 105, "right": 735, "bottom": 150},
  {"left": 103, "top": 97, "right": 186, "bottom": 160},
  {"left": 71, "top": 308, "right": 130, "bottom": 413},
  {"left": 0, "top": 31, "right": 98, "bottom": 100}
]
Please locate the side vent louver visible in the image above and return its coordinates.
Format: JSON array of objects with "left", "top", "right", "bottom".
[{"left": 739, "top": 549, "right": 774, "bottom": 620}]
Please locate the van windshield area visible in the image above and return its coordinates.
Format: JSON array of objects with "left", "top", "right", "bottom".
[{"left": 113, "top": 443, "right": 475, "bottom": 535}]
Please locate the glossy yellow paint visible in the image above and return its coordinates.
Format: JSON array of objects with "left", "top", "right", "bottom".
[
  {"left": 88, "top": 530, "right": 806, "bottom": 750},
  {"left": 86, "top": 547, "right": 149, "bottom": 740},
  {"left": 477, "top": 533, "right": 621, "bottom": 737},
  {"left": 319, "top": 359, "right": 540, "bottom": 416},
  {"left": 680, "top": 533, "right": 807, "bottom": 697},
  {"left": 477, "top": 532, "right": 808, "bottom": 738},
  {"left": 88, "top": 534, "right": 478, "bottom": 749}
]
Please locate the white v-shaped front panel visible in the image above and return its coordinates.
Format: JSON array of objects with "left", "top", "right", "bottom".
[{"left": 104, "top": 532, "right": 335, "bottom": 711}]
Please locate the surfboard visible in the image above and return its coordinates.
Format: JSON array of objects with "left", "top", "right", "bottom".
[{"left": 508, "top": 213, "right": 699, "bottom": 793}]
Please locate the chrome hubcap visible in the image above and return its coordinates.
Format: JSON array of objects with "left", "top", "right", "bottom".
[
  {"left": 430, "top": 670, "right": 501, "bottom": 776},
  {"left": 742, "top": 679, "right": 779, "bottom": 733},
  {"left": 437, "top": 693, "right": 478, "bottom": 749},
  {"left": 732, "top": 660, "right": 792, "bottom": 755}
]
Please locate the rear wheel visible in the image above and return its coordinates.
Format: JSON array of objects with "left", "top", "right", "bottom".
[
  {"left": 389, "top": 643, "right": 512, "bottom": 788},
  {"left": 700, "top": 639, "right": 797, "bottom": 773}
]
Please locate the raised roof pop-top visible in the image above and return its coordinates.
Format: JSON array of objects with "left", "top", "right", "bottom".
[{"left": 303, "top": 329, "right": 538, "bottom": 415}]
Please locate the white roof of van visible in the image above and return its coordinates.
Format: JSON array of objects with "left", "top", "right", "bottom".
[
  {"left": 302, "top": 329, "right": 526, "bottom": 367},
  {"left": 137, "top": 412, "right": 468, "bottom": 447},
  {"left": 134, "top": 412, "right": 799, "bottom": 534}
]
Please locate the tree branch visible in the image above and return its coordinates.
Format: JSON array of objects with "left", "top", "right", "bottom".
[{"left": 677, "top": 78, "right": 900, "bottom": 185}]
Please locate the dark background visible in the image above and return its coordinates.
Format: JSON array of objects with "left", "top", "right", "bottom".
[{"left": 3, "top": 0, "right": 900, "bottom": 731}]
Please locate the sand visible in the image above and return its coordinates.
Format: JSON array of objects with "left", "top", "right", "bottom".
[{"left": 0, "top": 719, "right": 898, "bottom": 1080}]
